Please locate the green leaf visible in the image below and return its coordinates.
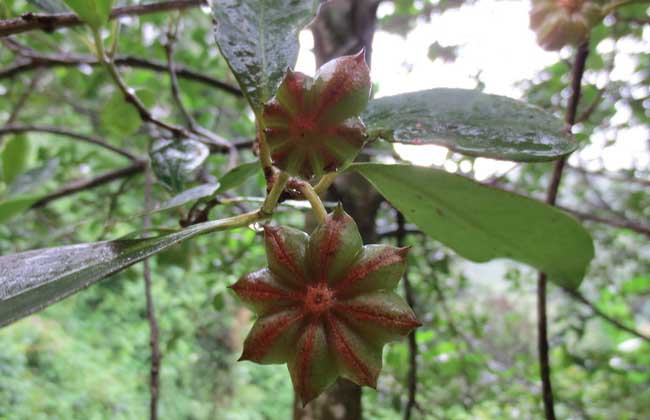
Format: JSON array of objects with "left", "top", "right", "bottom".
[
  {"left": 100, "top": 92, "right": 142, "bottom": 136},
  {"left": 63, "top": 0, "right": 113, "bottom": 29},
  {"left": 211, "top": 0, "right": 320, "bottom": 113},
  {"left": 216, "top": 161, "right": 261, "bottom": 193},
  {"left": 362, "top": 88, "right": 577, "bottom": 162},
  {"left": 0, "top": 216, "right": 251, "bottom": 328},
  {"left": 7, "top": 158, "right": 59, "bottom": 196},
  {"left": 2, "top": 134, "right": 30, "bottom": 184},
  {"left": 350, "top": 163, "right": 594, "bottom": 289},
  {"left": 150, "top": 138, "right": 209, "bottom": 192},
  {"left": 62, "top": 0, "right": 112, "bottom": 29},
  {"left": 0, "top": 196, "right": 38, "bottom": 224},
  {"left": 155, "top": 183, "right": 220, "bottom": 213}
]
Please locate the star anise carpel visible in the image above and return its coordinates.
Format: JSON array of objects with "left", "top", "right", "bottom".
[
  {"left": 261, "top": 50, "right": 371, "bottom": 179},
  {"left": 229, "top": 206, "right": 421, "bottom": 404}
]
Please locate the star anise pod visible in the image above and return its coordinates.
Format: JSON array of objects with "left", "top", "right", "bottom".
[
  {"left": 261, "top": 51, "right": 371, "bottom": 179},
  {"left": 530, "top": 0, "right": 602, "bottom": 51},
  {"left": 230, "top": 207, "right": 421, "bottom": 404}
]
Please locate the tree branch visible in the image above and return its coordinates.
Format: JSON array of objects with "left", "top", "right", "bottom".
[
  {"left": 0, "top": 125, "right": 138, "bottom": 160},
  {"left": 163, "top": 21, "right": 238, "bottom": 168},
  {"left": 396, "top": 211, "right": 418, "bottom": 420},
  {"left": 143, "top": 167, "right": 162, "bottom": 420},
  {"left": 563, "top": 288, "right": 650, "bottom": 343},
  {"left": 0, "top": 0, "right": 204, "bottom": 37},
  {"left": 32, "top": 160, "right": 146, "bottom": 208},
  {"left": 567, "top": 164, "right": 650, "bottom": 188},
  {"left": 0, "top": 53, "right": 242, "bottom": 97},
  {"left": 537, "top": 40, "right": 589, "bottom": 420},
  {"left": 558, "top": 205, "right": 650, "bottom": 237}
]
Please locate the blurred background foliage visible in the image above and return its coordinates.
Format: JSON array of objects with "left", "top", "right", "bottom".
[{"left": 1, "top": 0, "right": 649, "bottom": 419}]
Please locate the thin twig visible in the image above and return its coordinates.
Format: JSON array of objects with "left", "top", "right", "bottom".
[
  {"left": 165, "top": 16, "right": 195, "bottom": 128},
  {"left": 0, "top": 0, "right": 204, "bottom": 37},
  {"left": 0, "top": 125, "right": 138, "bottom": 160},
  {"left": 143, "top": 167, "right": 162, "bottom": 420},
  {"left": 537, "top": 40, "right": 589, "bottom": 420},
  {"left": 563, "top": 288, "right": 650, "bottom": 343},
  {"left": 32, "top": 160, "right": 146, "bottom": 208},
  {"left": 0, "top": 54, "right": 242, "bottom": 97},
  {"left": 3, "top": 70, "right": 42, "bottom": 126},
  {"left": 567, "top": 165, "right": 650, "bottom": 188},
  {"left": 558, "top": 205, "right": 650, "bottom": 237},
  {"left": 93, "top": 29, "right": 191, "bottom": 139},
  {"left": 396, "top": 211, "right": 418, "bottom": 420},
  {"left": 163, "top": 22, "right": 238, "bottom": 168}
]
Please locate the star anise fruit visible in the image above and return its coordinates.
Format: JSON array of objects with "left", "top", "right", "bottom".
[
  {"left": 261, "top": 51, "right": 371, "bottom": 179},
  {"left": 230, "top": 207, "right": 421, "bottom": 404},
  {"left": 530, "top": 0, "right": 602, "bottom": 51}
]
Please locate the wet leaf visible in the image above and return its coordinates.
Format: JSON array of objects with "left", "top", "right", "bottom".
[
  {"left": 211, "top": 0, "right": 320, "bottom": 113},
  {"left": 351, "top": 163, "right": 594, "bottom": 289},
  {"left": 0, "top": 216, "right": 249, "bottom": 328},
  {"left": 150, "top": 138, "right": 209, "bottom": 192},
  {"left": 156, "top": 183, "right": 220, "bottom": 213},
  {"left": 362, "top": 88, "right": 577, "bottom": 162}
]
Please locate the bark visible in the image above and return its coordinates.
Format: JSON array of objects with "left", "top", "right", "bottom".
[{"left": 293, "top": 1, "right": 381, "bottom": 419}]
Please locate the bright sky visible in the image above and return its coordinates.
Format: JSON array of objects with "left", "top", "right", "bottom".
[{"left": 295, "top": 0, "right": 650, "bottom": 178}]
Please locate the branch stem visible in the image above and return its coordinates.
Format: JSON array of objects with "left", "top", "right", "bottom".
[
  {"left": 261, "top": 172, "right": 289, "bottom": 216},
  {"left": 142, "top": 168, "right": 161, "bottom": 420},
  {"left": 298, "top": 182, "right": 327, "bottom": 223},
  {"left": 537, "top": 40, "right": 589, "bottom": 420},
  {"left": 313, "top": 172, "right": 340, "bottom": 194},
  {"left": 0, "top": 0, "right": 204, "bottom": 37},
  {"left": 92, "top": 29, "right": 189, "bottom": 138}
]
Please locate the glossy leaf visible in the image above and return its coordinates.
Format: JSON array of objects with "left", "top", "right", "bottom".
[
  {"left": 211, "top": 0, "right": 320, "bottom": 113},
  {"left": 351, "top": 163, "right": 594, "bottom": 289},
  {"left": 62, "top": 0, "right": 114, "bottom": 29},
  {"left": 0, "top": 196, "right": 38, "bottom": 224},
  {"left": 0, "top": 216, "right": 249, "bottom": 328},
  {"left": 362, "top": 88, "right": 577, "bottom": 162},
  {"left": 2, "top": 134, "right": 30, "bottom": 184},
  {"left": 216, "top": 161, "right": 261, "bottom": 193},
  {"left": 150, "top": 138, "right": 209, "bottom": 192},
  {"left": 156, "top": 183, "right": 220, "bottom": 213}
]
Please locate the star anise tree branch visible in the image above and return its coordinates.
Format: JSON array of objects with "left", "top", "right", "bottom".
[
  {"left": 0, "top": 0, "right": 204, "bottom": 37},
  {"left": 537, "top": 39, "right": 589, "bottom": 420}
]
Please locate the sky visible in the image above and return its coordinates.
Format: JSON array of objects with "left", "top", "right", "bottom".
[{"left": 295, "top": 0, "right": 650, "bottom": 178}]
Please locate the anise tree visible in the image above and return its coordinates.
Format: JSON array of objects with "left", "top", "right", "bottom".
[{"left": 1, "top": 0, "right": 649, "bottom": 419}]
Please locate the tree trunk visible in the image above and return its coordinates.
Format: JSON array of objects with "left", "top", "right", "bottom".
[{"left": 293, "top": 1, "right": 381, "bottom": 419}]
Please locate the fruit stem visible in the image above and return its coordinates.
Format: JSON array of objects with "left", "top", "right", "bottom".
[
  {"left": 313, "top": 172, "right": 340, "bottom": 194},
  {"left": 298, "top": 182, "right": 327, "bottom": 224},
  {"left": 261, "top": 171, "right": 289, "bottom": 216},
  {"left": 256, "top": 122, "right": 274, "bottom": 175}
]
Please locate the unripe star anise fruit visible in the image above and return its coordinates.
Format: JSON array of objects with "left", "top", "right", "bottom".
[
  {"left": 262, "top": 51, "right": 371, "bottom": 179},
  {"left": 530, "top": 0, "right": 603, "bottom": 51},
  {"left": 230, "top": 207, "right": 421, "bottom": 404}
]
